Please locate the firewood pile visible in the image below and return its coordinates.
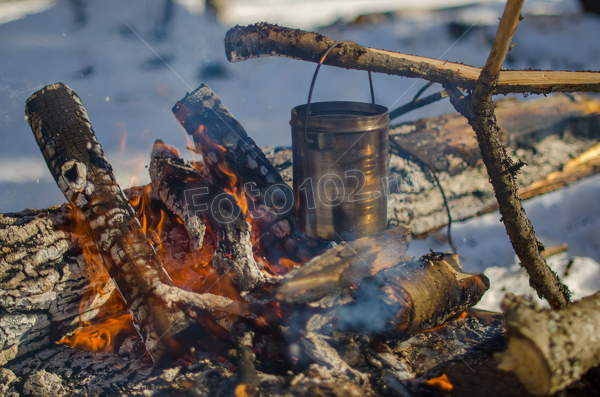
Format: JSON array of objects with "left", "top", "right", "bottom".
[{"left": 3, "top": 3, "right": 600, "bottom": 395}]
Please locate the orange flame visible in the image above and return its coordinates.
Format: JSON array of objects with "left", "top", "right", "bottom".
[
  {"left": 189, "top": 125, "right": 305, "bottom": 277},
  {"left": 192, "top": 125, "right": 249, "bottom": 215},
  {"left": 59, "top": 130, "right": 306, "bottom": 355},
  {"left": 424, "top": 374, "right": 453, "bottom": 391},
  {"left": 58, "top": 313, "right": 135, "bottom": 353},
  {"left": 278, "top": 257, "right": 302, "bottom": 272},
  {"left": 420, "top": 324, "right": 447, "bottom": 334},
  {"left": 55, "top": 204, "right": 137, "bottom": 353},
  {"left": 584, "top": 100, "right": 600, "bottom": 115},
  {"left": 234, "top": 383, "right": 255, "bottom": 397}
]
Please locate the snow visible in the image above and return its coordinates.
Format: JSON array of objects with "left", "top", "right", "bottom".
[
  {"left": 407, "top": 173, "right": 600, "bottom": 310},
  {"left": 1, "top": 0, "right": 599, "bottom": 310}
]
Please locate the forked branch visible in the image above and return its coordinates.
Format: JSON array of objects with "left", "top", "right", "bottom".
[{"left": 446, "top": 0, "right": 570, "bottom": 310}]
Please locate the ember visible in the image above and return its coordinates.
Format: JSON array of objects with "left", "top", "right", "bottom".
[{"left": 424, "top": 374, "right": 453, "bottom": 391}]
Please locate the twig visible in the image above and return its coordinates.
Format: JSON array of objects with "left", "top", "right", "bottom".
[
  {"left": 446, "top": 0, "right": 570, "bottom": 309},
  {"left": 412, "top": 81, "right": 435, "bottom": 102},
  {"left": 484, "top": 1, "right": 523, "bottom": 76},
  {"left": 389, "top": 91, "right": 448, "bottom": 121}
]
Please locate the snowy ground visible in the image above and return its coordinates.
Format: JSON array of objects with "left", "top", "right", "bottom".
[{"left": 1, "top": 0, "right": 599, "bottom": 310}]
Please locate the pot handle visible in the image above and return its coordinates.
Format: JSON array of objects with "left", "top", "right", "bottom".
[{"left": 304, "top": 41, "right": 376, "bottom": 143}]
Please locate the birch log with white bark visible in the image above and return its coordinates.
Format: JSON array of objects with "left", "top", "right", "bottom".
[{"left": 497, "top": 293, "right": 600, "bottom": 396}]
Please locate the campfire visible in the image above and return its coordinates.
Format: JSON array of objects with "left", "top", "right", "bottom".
[
  {"left": 0, "top": 65, "right": 492, "bottom": 396},
  {"left": 12, "top": 81, "right": 495, "bottom": 395},
  {"left": 4, "top": 3, "right": 600, "bottom": 396}
]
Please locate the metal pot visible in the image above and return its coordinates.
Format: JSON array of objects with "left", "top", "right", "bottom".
[{"left": 291, "top": 101, "right": 389, "bottom": 241}]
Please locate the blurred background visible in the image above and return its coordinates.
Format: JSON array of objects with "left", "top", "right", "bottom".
[
  {"left": 1, "top": 0, "right": 600, "bottom": 309},
  {"left": 1, "top": 0, "right": 594, "bottom": 212}
]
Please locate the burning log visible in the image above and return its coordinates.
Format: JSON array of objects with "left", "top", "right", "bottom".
[
  {"left": 497, "top": 292, "right": 600, "bottom": 396},
  {"left": 172, "top": 84, "right": 317, "bottom": 265},
  {"left": 269, "top": 228, "right": 491, "bottom": 391},
  {"left": 278, "top": 231, "right": 489, "bottom": 336},
  {"left": 276, "top": 226, "right": 413, "bottom": 304},
  {"left": 149, "top": 140, "right": 269, "bottom": 291},
  {"left": 24, "top": 83, "right": 243, "bottom": 365},
  {"left": 0, "top": 206, "right": 117, "bottom": 365},
  {"left": 224, "top": 23, "right": 600, "bottom": 95}
]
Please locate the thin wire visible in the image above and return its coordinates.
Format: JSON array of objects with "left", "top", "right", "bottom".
[
  {"left": 304, "top": 40, "right": 354, "bottom": 143},
  {"left": 368, "top": 71, "right": 375, "bottom": 104},
  {"left": 389, "top": 91, "right": 447, "bottom": 121},
  {"left": 412, "top": 81, "right": 434, "bottom": 102},
  {"left": 389, "top": 136, "right": 457, "bottom": 253},
  {"left": 125, "top": 23, "right": 193, "bottom": 91}
]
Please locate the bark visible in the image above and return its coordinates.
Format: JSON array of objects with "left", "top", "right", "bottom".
[
  {"left": 445, "top": 0, "right": 570, "bottom": 309},
  {"left": 145, "top": 145, "right": 207, "bottom": 251},
  {"left": 24, "top": 83, "right": 240, "bottom": 365},
  {"left": 0, "top": 206, "right": 116, "bottom": 365},
  {"left": 224, "top": 23, "right": 600, "bottom": 95},
  {"left": 497, "top": 293, "right": 600, "bottom": 396},
  {"left": 149, "top": 140, "right": 269, "bottom": 291},
  {"left": 276, "top": 226, "right": 489, "bottom": 337},
  {"left": 333, "top": 252, "right": 489, "bottom": 337}
]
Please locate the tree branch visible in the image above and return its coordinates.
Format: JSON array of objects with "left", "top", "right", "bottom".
[
  {"left": 225, "top": 23, "right": 600, "bottom": 95},
  {"left": 445, "top": 0, "right": 571, "bottom": 309},
  {"left": 484, "top": 0, "right": 525, "bottom": 75}
]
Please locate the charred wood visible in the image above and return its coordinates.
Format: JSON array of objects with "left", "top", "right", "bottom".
[
  {"left": 283, "top": 250, "right": 489, "bottom": 337},
  {"left": 277, "top": 232, "right": 490, "bottom": 373},
  {"left": 172, "top": 84, "right": 317, "bottom": 264},
  {"left": 275, "top": 227, "right": 412, "bottom": 304},
  {"left": 149, "top": 140, "right": 269, "bottom": 291}
]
